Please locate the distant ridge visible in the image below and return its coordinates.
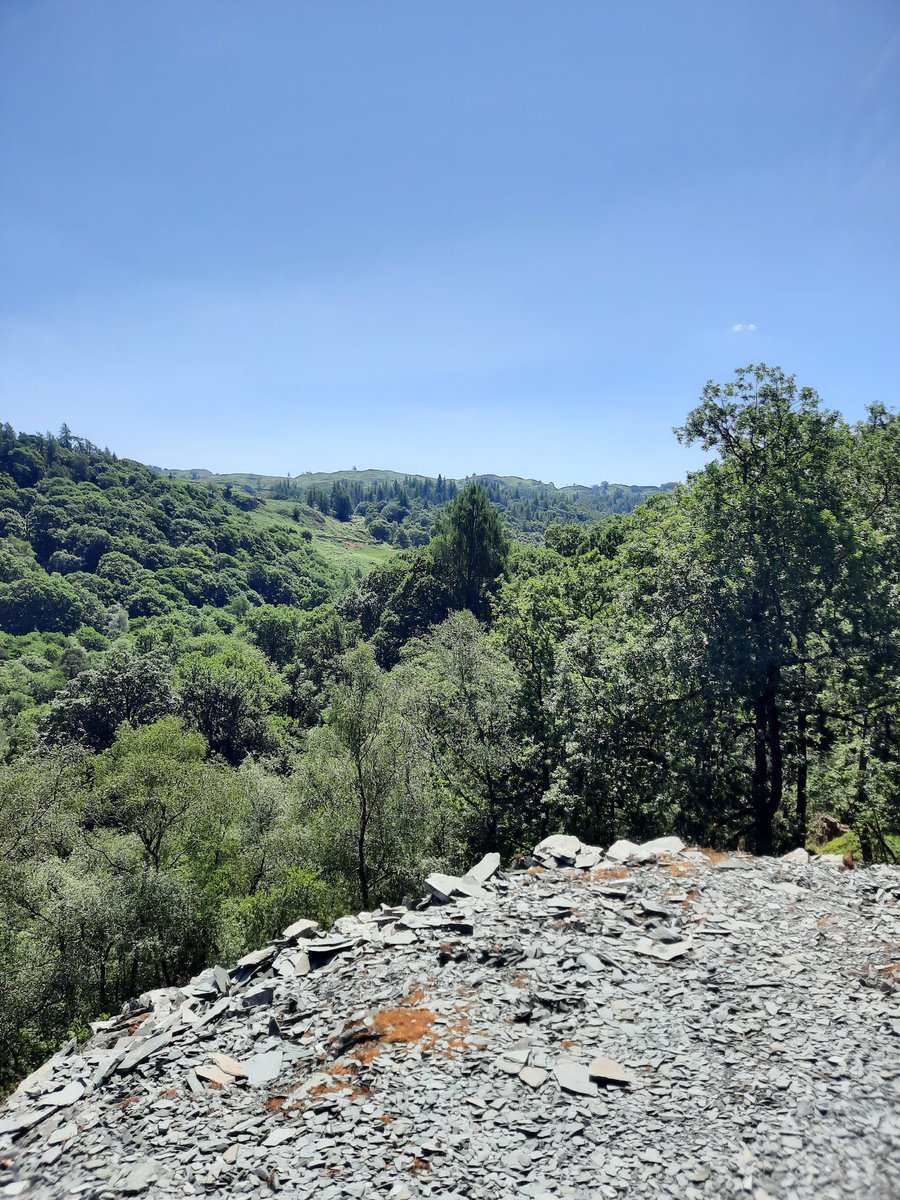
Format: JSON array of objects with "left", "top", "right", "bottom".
[{"left": 153, "top": 465, "right": 676, "bottom": 494}]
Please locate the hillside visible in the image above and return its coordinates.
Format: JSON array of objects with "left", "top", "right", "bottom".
[
  {"left": 2, "top": 836, "right": 897, "bottom": 1198},
  {"left": 154, "top": 464, "right": 674, "bottom": 545}
]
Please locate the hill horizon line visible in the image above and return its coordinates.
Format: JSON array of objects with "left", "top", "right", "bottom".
[{"left": 153, "top": 464, "right": 678, "bottom": 493}]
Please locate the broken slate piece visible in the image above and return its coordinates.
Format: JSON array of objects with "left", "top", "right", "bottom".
[
  {"left": 554, "top": 1058, "right": 598, "bottom": 1097},
  {"left": 234, "top": 946, "right": 277, "bottom": 971},
  {"left": 117, "top": 1032, "right": 173, "bottom": 1074},
  {"left": 36, "top": 1081, "right": 85, "bottom": 1108},
  {"left": 211, "top": 1053, "right": 247, "bottom": 1078},
  {"left": 244, "top": 1049, "right": 283, "bottom": 1087},
  {"left": 606, "top": 839, "right": 641, "bottom": 862},
  {"left": 781, "top": 848, "right": 810, "bottom": 863},
  {"left": 519, "top": 1066, "right": 548, "bottom": 1088},
  {"left": 282, "top": 918, "right": 319, "bottom": 941},
  {"left": 383, "top": 927, "right": 417, "bottom": 946},
  {"left": 243, "top": 985, "right": 275, "bottom": 1007},
  {"left": 462, "top": 852, "right": 501, "bottom": 884},
  {"left": 534, "top": 834, "right": 583, "bottom": 863},
  {"left": 635, "top": 938, "right": 692, "bottom": 962},
  {"left": 119, "top": 1161, "right": 158, "bottom": 1194},
  {"left": 425, "top": 873, "right": 492, "bottom": 903},
  {"left": 574, "top": 849, "right": 602, "bottom": 869},
  {"left": 588, "top": 1056, "right": 631, "bottom": 1086},
  {"left": 636, "top": 835, "right": 685, "bottom": 858},
  {"left": 306, "top": 936, "right": 357, "bottom": 958},
  {"left": 195, "top": 1065, "right": 233, "bottom": 1088}
]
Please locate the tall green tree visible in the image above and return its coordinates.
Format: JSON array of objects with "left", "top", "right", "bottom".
[
  {"left": 675, "top": 364, "right": 855, "bottom": 852},
  {"left": 430, "top": 482, "right": 509, "bottom": 619}
]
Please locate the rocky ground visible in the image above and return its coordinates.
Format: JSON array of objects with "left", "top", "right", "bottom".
[{"left": 2, "top": 836, "right": 899, "bottom": 1200}]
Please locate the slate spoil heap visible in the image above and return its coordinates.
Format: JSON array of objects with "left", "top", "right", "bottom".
[{"left": 2, "top": 839, "right": 899, "bottom": 1200}]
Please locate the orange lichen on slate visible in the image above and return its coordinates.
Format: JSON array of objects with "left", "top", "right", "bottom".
[
  {"left": 590, "top": 866, "right": 629, "bottom": 881},
  {"left": 307, "top": 1062, "right": 371, "bottom": 1102},
  {"left": 662, "top": 862, "right": 696, "bottom": 877},
  {"left": 697, "top": 847, "right": 730, "bottom": 865},
  {"left": 370, "top": 1004, "right": 437, "bottom": 1046}
]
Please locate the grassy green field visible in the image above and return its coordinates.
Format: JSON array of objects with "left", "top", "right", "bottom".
[{"left": 245, "top": 498, "right": 397, "bottom": 582}]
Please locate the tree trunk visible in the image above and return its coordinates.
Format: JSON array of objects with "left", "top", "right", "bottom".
[
  {"left": 751, "top": 695, "right": 771, "bottom": 854},
  {"left": 766, "top": 667, "right": 783, "bottom": 833},
  {"left": 794, "top": 709, "right": 808, "bottom": 848},
  {"left": 357, "top": 808, "right": 370, "bottom": 910},
  {"left": 855, "top": 719, "right": 871, "bottom": 863}
]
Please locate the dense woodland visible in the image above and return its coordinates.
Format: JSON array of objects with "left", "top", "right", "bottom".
[{"left": 2, "top": 364, "right": 899, "bottom": 1088}]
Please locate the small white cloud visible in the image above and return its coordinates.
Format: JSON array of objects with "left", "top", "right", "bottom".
[{"left": 730, "top": 323, "right": 757, "bottom": 333}]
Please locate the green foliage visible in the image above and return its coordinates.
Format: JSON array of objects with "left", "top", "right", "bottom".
[
  {"left": 430, "top": 482, "right": 509, "bottom": 618},
  {"left": 175, "top": 639, "right": 284, "bottom": 765},
  {"left": 46, "top": 641, "right": 176, "bottom": 751},
  {"left": 299, "top": 644, "right": 452, "bottom": 908},
  {"left": 4, "top": 368, "right": 900, "bottom": 1090}
]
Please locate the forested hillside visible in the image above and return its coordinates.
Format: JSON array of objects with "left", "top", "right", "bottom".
[
  {"left": 159, "top": 464, "right": 671, "bottom": 545},
  {"left": 2, "top": 364, "right": 899, "bottom": 1089}
]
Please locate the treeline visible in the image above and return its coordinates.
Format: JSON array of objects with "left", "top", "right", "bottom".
[
  {"left": 272, "top": 469, "right": 665, "bottom": 546},
  {"left": 2, "top": 365, "right": 899, "bottom": 1088}
]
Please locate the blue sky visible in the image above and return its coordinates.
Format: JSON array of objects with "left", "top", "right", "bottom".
[{"left": 1, "top": 1, "right": 898, "bottom": 485}]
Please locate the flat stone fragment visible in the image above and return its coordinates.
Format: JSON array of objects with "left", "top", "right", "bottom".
[
  {"left": 636, "top": 835, "right": 686, "bottom": 858},
  {"left": 0, "top": 1108, "right": 51, "bottom": 1137},
  {"left": 518, "top": 1066, "right": 548, "bottom": 1088},
  {"left": 195, "top": 1065, "right": 233, "bottom": 1087},
  {"left": 305, "top": 935, "right": 357, "bottom": 956},
  {"left": 234, "top": 946, "right": 276, "bottom": 970},
  {"left": 588, "top": 1056, "right": 631, "bottom": 1086},
  {"left": 425, "top": 873, "right": 492, "bottom": 903},
  {"left": 211, "top": 1053, "right": 247, "bottom": 1078},
  {"left": 553, "top": 1058, "right": 598, "bottom": 1096},
  {"left": 36, "top": 1081, "right": 85, "bottom": 1107},
  {"left": 635, "top": 938, "right": 692, "bottom": 961},
  {"left": 463, "top": 852, "right": 501, "bottom": 884},
  {"left": 243, "top": 985, "right": 275, "bottom": 1008},
  {"left": 383, "top": 927, "right": 417, "bottom": 946},
  {"left": 577, "top": 952, "right": 605, "bottom": 972},
  {"left": 244, "top": 1049, "right": 283, "bottom": 1087},
  {"left": 606, "top": 839, "right": 641, "bottom": 862},
  {"left": 534, "top": 834, "right": 583, "bottom": 862},
  {"left": 263, "top": 1127, "right": 296, "bottom": 1147},
  {"left": 282, "top": 918, "right": 319, "bottom": 940},
  {"left": 781, "top": 848, "right": 810, "bottom": 863},
  {"left": 774, "top": 881, "right": 805, "bottom": 897},
  {"left": 574, "top": 849, "right": 602, "bottom": 868},
  {"left": 117, "top": 1031, "right": 173, "bottom": 1073},
  {"left": 120, "top": 1161, "right": 158, "bottom": 1193}
]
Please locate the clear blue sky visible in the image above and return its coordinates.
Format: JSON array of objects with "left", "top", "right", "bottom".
[{"left": 1, "top": 1, "right": 898, "bottom": 485}]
